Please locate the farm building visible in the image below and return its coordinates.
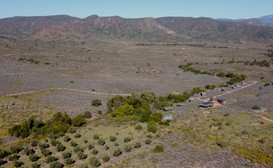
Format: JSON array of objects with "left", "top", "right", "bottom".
[
  {"left": 216, "top": 98, "right": 224, "bottom": 105},
  {"left": 199, "top": 102, "right": 214, "bottom": 108}
]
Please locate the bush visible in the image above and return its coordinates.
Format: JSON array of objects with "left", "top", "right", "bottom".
[
  {"left": 153, "top": 145, "right": 164, "bottom": 153},
  {"left": 98, "top": 138, "right": 106, "bottom": 145},
  {"left": 62, "top": 152, "right": 72, "bottom": 159},
  {"left": 93, "top": 134, "right": 100, "bottom": 140},
  {"left": 151, "top": 113, "right": 163, "bottom": 122},
  {"left": 24, "top": 148, "right": 35, "bottom": 155},
  {"left": 91, "top": 99, "right": 102, "bottom": 106},
  {"left": 113, "top": 148, "right": 122, "bottom": 157},
  {"left": 84, "top": 111, "right": 92, "bottom": 118},
  {"left": 77, "top": 152, "right": 87, "bottom": 160},
  {"left": 0, "top": 158, "right": 7, "bottom": 166},
  {"left": 29, "top": 154, "right": 40, "bottom": 162},
  {"left": 145, "top": 138, "right": 152, "bottom": 144},
  {"left": 74, "top": 133, "right": 81, "bottom": 138},
  {"left": 134, "top": 142, "right": 142, "bottom": 149},
  {"left": 252, "top": 105, "right": 261, "bottom": 110},
  {"left": 67, "top": 127, "right": 76, "bottom": 133},
  {"left": 10, "top": 146, "right": 23, "bottom": 154},
  {"left": 89, "top": 157, "right": 101, "bottom": 167},
  {"left": 109, "top": 135, "right": 117, "bottom": 142},
  {"left": 205, "top": 84, "right": 216, "bottom": 90},
  {"left": 51, "top": 139, "right": 60, "bottom": 146},
  {"left": 14, "top": 161, "right": 24, "bottom": 167},
  {"left": 124, "top": 137, "right": 131, "bottom": 143},
  {"left": 72, "top": 115, "right": 86, "bottom": 127},
  {"left": 102, "top": 155, "right": 110, "bottom": 162},
  {"left": 41, "top": 149, "right": 52, "bottom": 157},
  {"left": 70, "top": 141, "right": 78, "bottom": 147},
  {"left": 124, "top": 145, "right": 132, "bottom": 152},
  {"left": 64, "top": 136, "right": 71, "bottom": 142},
  {"left": 88, "top": 144, "right": 94, "bottom": 150},
  {"left": 50, "top": 161, "right": 64, "bottom": 168},
  {"left": 113, "top": 104, "right": 134, "bottom": 116},
  {"left": 31, "top": 163, "right": 41, "bottom": 168},
  {"left": 114, "top": 142, "right": 119, "bottom": 146},
  {"left": 105, "top": 145, "right": 109, "bottom": 150},
  {"left": 8, "top": 154, "right": 20, "bottom": 161},
  {"left": 74, "top": 146, "right": 84, "bottom": 153},
  {"left": 56, "top": 144, "right": 66, "bottom": 152},
  {"left": 135, "top": 124, "right": 143, "bottom": 130},
  {"left": 92, "top": 149, "right": 99, "bottom": 155},
  {"left": 0, "top": 149, "right": 10, "bottom": 158},
  {"left": 65, "top": 158, "right": 75, "bottom": 165},
  {"left": 31, "top": 140, "right": 38, "bottom": 147},
  {"left": 46, "top": 156, "right": 58, "bottom": 163},
  {"left": 147, "top": 121, "right": 157, "bottom": 133},
  {"left": 39, "top": 143, "right": 50, "bottom": 150}
]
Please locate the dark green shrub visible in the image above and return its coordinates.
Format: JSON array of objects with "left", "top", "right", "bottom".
[
  {"left": 62, "top": 152, "right": 72, "bottom": 159},
  {"left": 49, "top": 133, "right": 58, "bottom": 139},
  {"left": 70, "top": 141, "right": 78, "bottom": 147},
  {"left": 98, "top": 138, "right": 106, "bottom": 145},
  {"left": 0, "top": 149, "right": 10, "bottom": 158},
  {"left": 145, "top": 138, "right": 152, "bottom": 144},
  {"left": 77, "top": 152, "right": 87, "bottom": 160},
  {"left": 10, "top": 146, "right": 23, "bottom": 154},
  {"left": 56, "top": 144, "right": 66, "bottom": 152},
  {"left": 51, "top": 139, "right": 60, "bottom": 146},
  {"left": 84, "top": 111, "right": 92, "bottom": 118},
  {"left": 134, "top": 142, "right": 141, "bottom": 149},
  {"left": 31, "top": 163, "right": 41, "bottom": 168},
  {"left": 67, "top": 127, "right": 76, "bottom": 133},
  {"left": 84, "top": 139, "right": 88, "bottom": 143},
  {"left": 124, "top": 137, "right": 131, "bottom": 143},
  {"left": 74, "top": 146, "right": 84, "bottom": 153},
  {"left": 151, "top": 113, "right": 163, "bottom": 122},
  {"left": 93, "top": 134, "right": 100, "bottom": 140},
  {"left": 0, "top": 158, "right": 7, "bottom": 166},
  {"left": 113, "top": 148, "right": 122, "bottom": 157},
  {"left": 14, "top": 161, "right": 24, "bottom": 167},
  {"left": 92, "top": 99, "right": 102, "bottom": 106},
  {"left": 57, "top": 131, "right": 65, "bottom": 137},
  {"left": 109, "top": 136, "right": 116, "bottom": 142},
  {"left": 64, "top": 136, "right": 71, "bottom": 142},
  {"left": 105, "top": 145, "right": 109, "bottom": 150},
  {"left": 153, "top": 145, "right": 164, "bottom": 153},
  {"left": 8, "top": 154, "right": 20, "bottom": 161},
  {"left": 31, "top": 140, "right": 38, "bottom": 147},
  {"left": 124, "top": 145, "right": 132, "bottom": 152},
  {"left": 92, "top": 149, "right": 99, "bottom": 155},
  {"left": 147, "top": 121, "right": 157, "bottom": 133},
  {"left": 41, "top": 149, "right": 52, "bottom": 156},
  {"left": 74, "top": 133, "right": 81, "bottom": 138},
  {"left": 88, "top": 144, "right": 94, "bottom": 150},
  {"left": 252, "top": 105, "right": 261, "bottom": 110},
  {"left": 29, "top": 154, "right": 40, "bottom": 162},
  {"left": 24, "top": 147, "right": 35, "bottom": 155},
  {"left": 39, "top": 143, "right": 50, "bottom": 150},
  {"left": 46, "top": 156, "right": 58, "bottom": 163},
  {"left": 135, "top": 124, "right": 143, "bottom": 130},
  {"left": 114, "top": 142, "right": 119, "bottom": 146},
  {"left": 102, "top": 155, "right": 110, "bottom": 162},
  {"left": 72, "top": 115, "right": 86, "bottom": 127},
  {"left": 89, "top": 157, "right": 100, "bottom": 167},
  {"left": 65, "top": 158, "right": 75, "bottom": 165},
  {"left": 50, "top": 161, "right": 64, "bottom": 168}
]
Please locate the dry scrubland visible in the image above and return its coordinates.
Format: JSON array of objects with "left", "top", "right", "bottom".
[{"left": 0, "top": 39, "right": 273, "bottom": 167}]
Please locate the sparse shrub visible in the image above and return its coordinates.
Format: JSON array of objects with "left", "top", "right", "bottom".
[
  {"left": 56, "top": 144, "right": 66, "bottom": 152},
  {"left": 57, "top": 131, "right": 65, "bottom": 137},
  {"left": 77, "top": 152, "right": 87, "bottom": 160},
  {"left": 147, "top": 121, "right": 157, "bottom": 133},
  {"left": 84, "top": 111, "right": 92, "bottom": 118},
  {"left": 50, "top": 161, "right": 64, "bottom": 168},
  {"left": 134, "top": 142, "right": 142, "bottom": 149},
  {"left": 88, "top": 144, "right": 94, "bottom": 150},
  {"left": 14, "top": 161, "right": 24, "bottom": 167},
  {"left": 252, "top": 105, "right": 261, "bottom": 110},
  {"left": 102, "top": 155, "right": 110, "bottom": 162},
  {"left": 205, "top": 84, "right": 216, "bottom": 90},
  {"left": 135, "top": 124, "right": 143, "bottom": 130},
  {"left": 84, "top": 139, "right": 88, "bottom": 143},
  {"left": 109, "top": 136, "right": 117, "bottom": 142},
  {"left": 10, "top": 146, "right": 23, "bottom": 154},
  {"left": 70, "top": 141, "right": 78, "bottom": 147},
  {"left": 216, "top": 141, "right": 228, "bottom": 148},
  {"left": 39, "top": 143, "right": 50, "bottom": 150},
  {"left": 9, "top": 154, "right": 20, "bottom": 161},
  {"left": 29, "top": 154, "right": 40, "bottom": 162},
  {"left": 124, "top": 145, "right": 132, "bottom": 152},
  {"left": 91, "top": 99, "right": 102, "bottom": 106},
  {"left": 74, "top": 133, "right": 81, "bottom": 138},
  {"left": 46, "top": 156, "right": 58, "bottom": 163},
  {"left": 0, "top": 158, "right": 7, "bottom": 166},
  {"left": 49, "top": 133, "right": 58, "bottom": 139},
  {"left": 153, "top": 145, "right": 164, "bottom": 153},
  {"left": 124, "top": 137, "right": 131, "bottom": 143},
  {"left": 74, "top": 146, "right": 84, "bottom": 153},
  {"left": 31, "top": 140, "right": 38, "bottom": 147},
  {"left": 151, "top": 113, "right": 163, "bottom": 122},
  {"left": 62, "top": 152, "right": 71, "bottom": 159},
  {"left": 41, "top": 149, "right": 52, "bottom": 156},
  {"left": 67, "top": 127, "right": 76, "bottom": 133},
  {"left": 97, "top": 110, "right": 103, "bottom": 115},
  {"left": 64, "top": 136, "right": 71, "bottom": 142},
  {"left": 114, "top": 142, "right": 119, "bottom": 146},
  {"left": 0, "top": 149, "right": 10, "bottom": 158},
  {"left": 93, "top": 134, "right": 100, "bottom": 140},
  {"left": 65, "top": 158, "right": 75, "bottom": 165},
  {"left": 98, "top": 138, "right": 106, "bottom": 145},
  {"left": 72, "top": 115, "right": 86, "bottom": 127},
  {"left": 104, "top": 145, "right": 109, "bottom": 150},
  {"left": 51, "top": 139, "right": 60, "bottom": 146},
  {"left": 92, "top": 149, "right": 99, "bottom": 155},
  {"left": 145, "top": 138, "right": 152, "bottom": 144},
  {"left": 24, "top": 147, "right": 35, "bottom": 155},
  {"left": 89, "top": 157, "right": 100, "bottom": 167},
  {"left": 31, "top": 163, "right": 41, "bottom": 168},
  {"left": 113, "top": 148, "right": 122, "bottom": 157}
]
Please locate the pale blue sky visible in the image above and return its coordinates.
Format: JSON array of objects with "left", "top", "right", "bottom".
[{"left": 0, "top": 0, "right": 272, "bottom": 19}]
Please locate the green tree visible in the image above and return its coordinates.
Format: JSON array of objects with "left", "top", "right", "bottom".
[{"left": 72, "top": 115, "right": 86, "bottom": 127}]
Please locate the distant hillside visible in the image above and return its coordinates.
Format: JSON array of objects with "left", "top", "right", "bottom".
[
  {"left": 0, "top": 15, "right": 273, "bottom": 43},
  {"left": 217, "top": 15, "right": 273, "bottom": 26}
]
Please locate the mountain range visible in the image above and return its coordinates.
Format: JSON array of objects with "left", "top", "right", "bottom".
[{"left": 0, "top": 14, "right": 273, "bottom": 43}]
